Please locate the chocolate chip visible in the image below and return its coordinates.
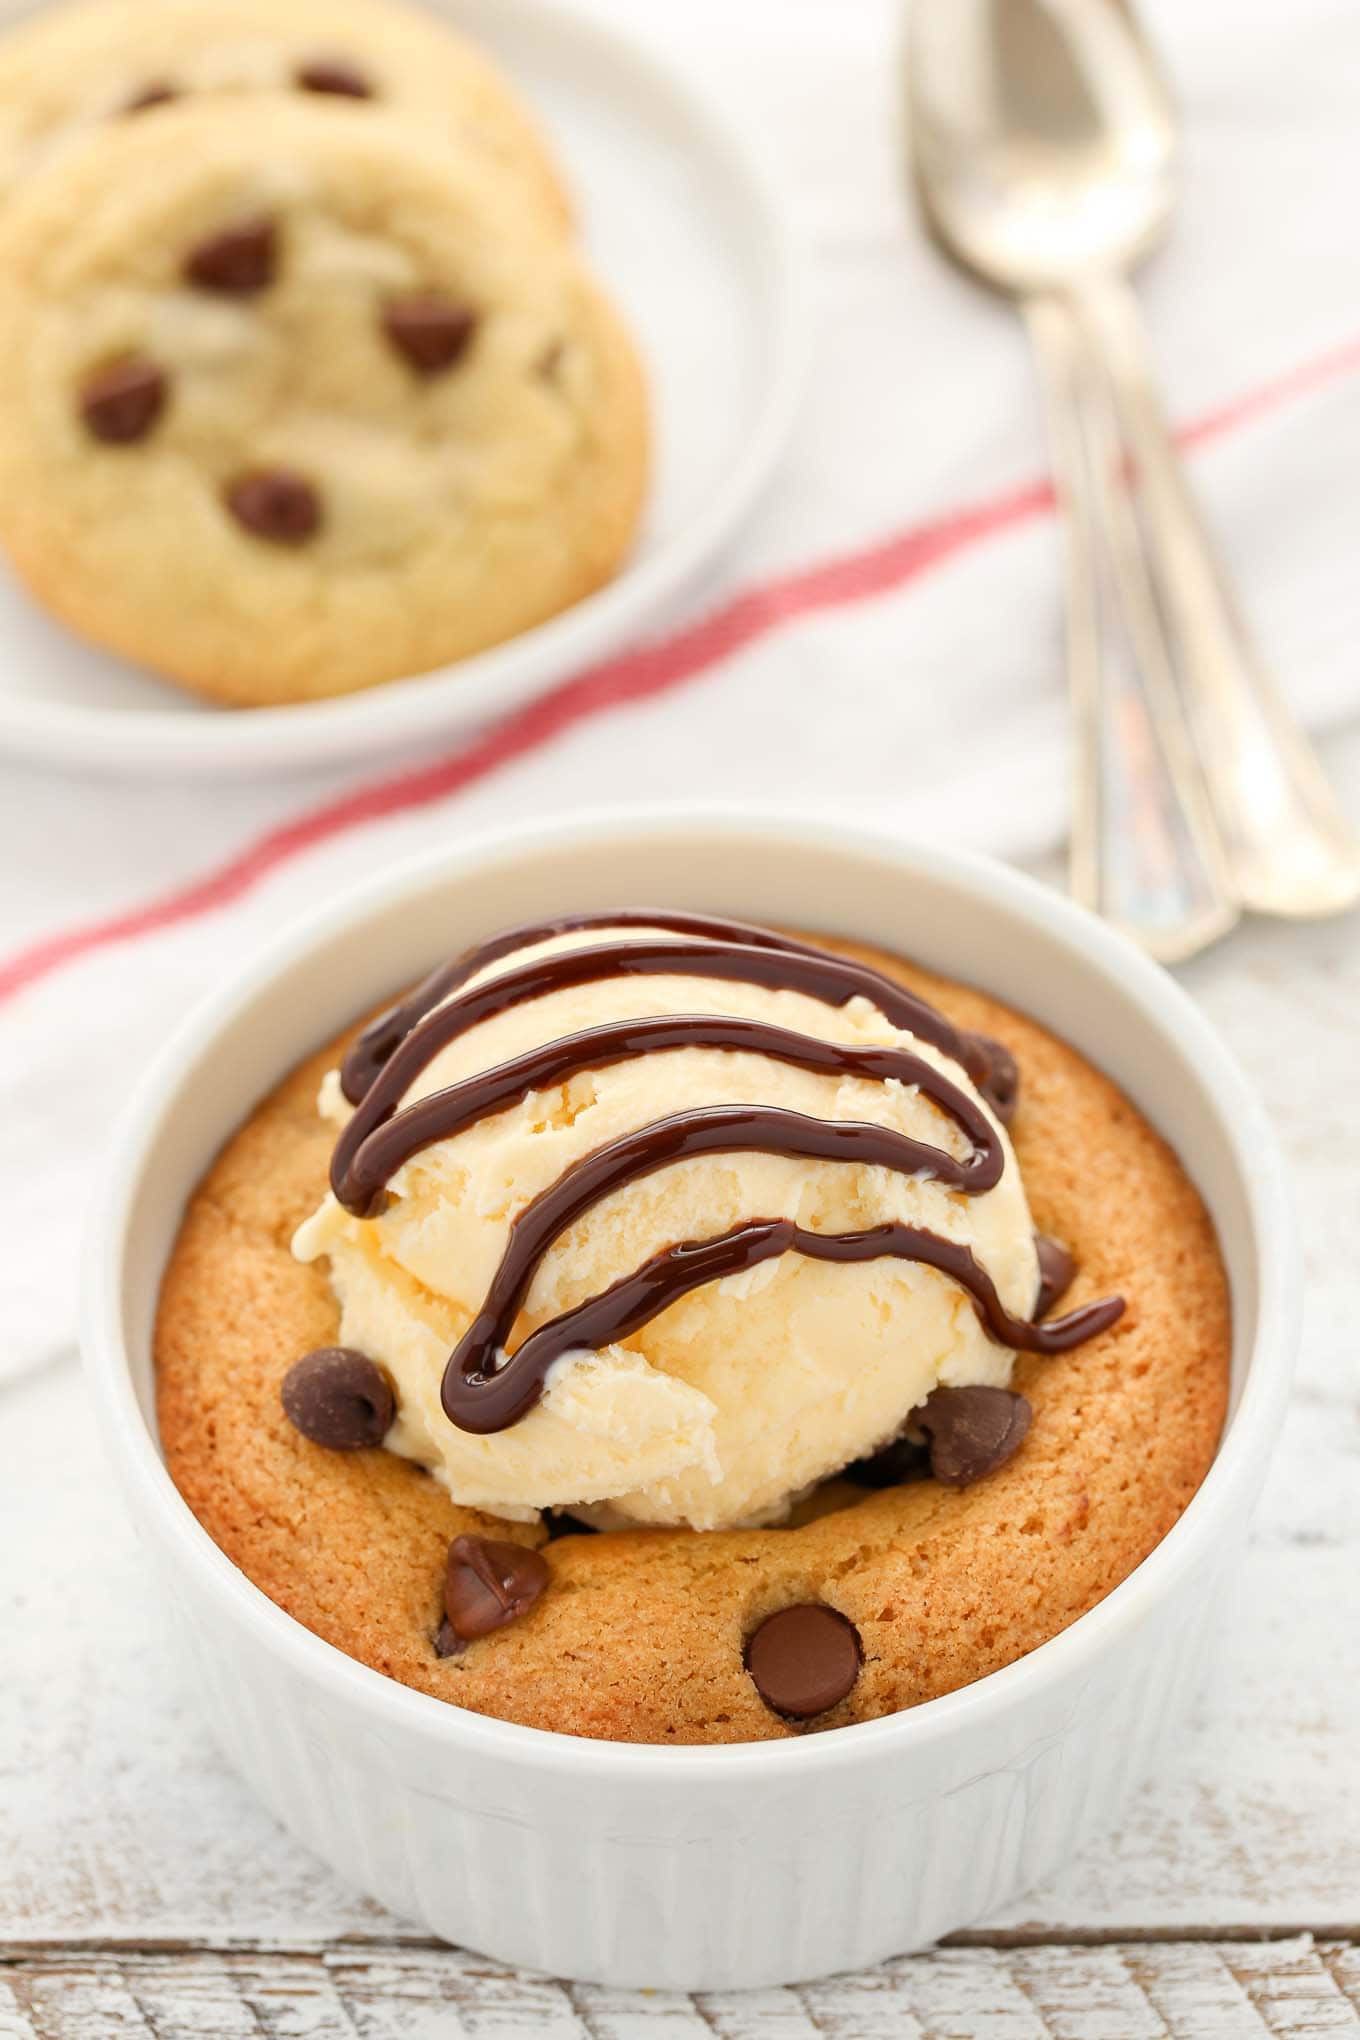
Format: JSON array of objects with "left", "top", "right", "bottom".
[
  {"left": 543, "top": 1509, "right": 598, "bottom": 1539},
  {"left": 443, "top": 1535, "right": 549, "bottom": 1642},
  {"left": 966, "top": 1032, "right": 1020, "bottom": 1123},
  {"left": 916, "top": 1384, "right": 1031, "bottom": 1488},
  {"left": 1034, "top": 1234, "right": 1076, "bottom": 1317},
  {"left": 296, "top": 58, "right": 374, "bottom": 98},
  {"left": 433, "top": 1616, "right": 465, "bottom": 1659},
  {"left": 535, "top": 339, "right": 565, "bottom": 383},
  {"left": 281, "top": 1347, "right": 394, "bottom": 1449},
  {"left": 842, "top": 1435, "right": 932, "bottom": 1489},
  {"left": 123, "top": 79, "right": 178, "bottom": 114},
  {"left": 184, "top": 217, "right": 276, "bottom": 294},
  {"left": 79, "top": 357, "right": 167, "bottom": 444},
  {"left": 225, "top": 468, "right": 321, "bottom": 544},
  {"left": 382, "top": 295, "right": 477, "bottom": 375},
  {"left": 745, "top": 1604, "right": 862, "bottom": 1719}
]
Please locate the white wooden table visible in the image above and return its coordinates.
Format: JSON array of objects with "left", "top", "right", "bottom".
[{"left": 4, "top": 729, "right": 1359, "bottom": 2037}]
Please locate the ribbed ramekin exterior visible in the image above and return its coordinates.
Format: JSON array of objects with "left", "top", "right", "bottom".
[
  {"left": 86, "top": 813, "right": 1297, "bottom": 1993},
  {"left": 149, "top": 1519, "right": 1242, "bottom": 1990}
]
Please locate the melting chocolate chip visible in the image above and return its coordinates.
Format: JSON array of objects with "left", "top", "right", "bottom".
[
  {"left": 296, "top": 58, "right": 374, "bottom": 98},
  {"left": 842, "top": 1435, "right": 932, "bottom": 1490},
  {"left": 382, "top": 295, "right": 477, "bottom": 375},
  {"left": 281, "top": 1347, "right": 394, "bottom": 1449},
  {"left": 1034, "top": 1234, "right": 1076, "bottom": 1318},
  {"left": 916, "top": 1384, "right": 1031, "bottom": 1488},
  {"left": 443, "top": 1535, "right": 549, "bottom": 1642},
  {"left": 433, "top": 1616, "right": 465, "bottom": 1659},
  {"left": 123, "top": 79, "right": 178, "bottom": 114},
  {"left": 79, "top": 357, "right": 167, "bottom": 444},
  {"left": 225, "top": 468, "right": 321, "bottom": 544},
  {"left": 184, "top": 217, "right": 276, "bottom": 294},
  {"left": 746, "top": 1604, "right": 862, "bottom": 1719},
  {"left": 968, "top": 1032, "right": 1020, "bottom": 1124}
]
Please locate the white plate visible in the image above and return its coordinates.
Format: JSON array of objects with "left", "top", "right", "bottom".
[{"left": 0, "top": 0, "right": 806, "bottom": 777}]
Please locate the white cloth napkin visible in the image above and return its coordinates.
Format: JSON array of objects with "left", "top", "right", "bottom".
[{"left": 2, "top": 0, "right": 1360, "bottom": 1385}]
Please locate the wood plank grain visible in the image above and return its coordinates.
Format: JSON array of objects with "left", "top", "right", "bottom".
[
  {"left": 1227, "top": 1939, "right": 1360, "bottom": 2035},
  {"left": 2, "top": 1942, "right": 1359, "bottom": 2040},
  {"left": 1090, "top": 1943, "right": 1264, "bottom": 2038}
]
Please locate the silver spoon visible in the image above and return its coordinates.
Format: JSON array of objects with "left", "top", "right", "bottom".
[{"left": 909, "top": 0, "right": 1360, "bottom": 945}]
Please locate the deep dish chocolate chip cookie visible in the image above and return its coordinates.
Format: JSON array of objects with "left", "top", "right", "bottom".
[
  {"left": 0, "top": 97, "right": 647, "bottom": 705},
  {"left": 155, "top": 924, "right": 1230, "bottom": 1745},
  {"left": 0, "top": 0, "right": 570, "bottom": 228}
]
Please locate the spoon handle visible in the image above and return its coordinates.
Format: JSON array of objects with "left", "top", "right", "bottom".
[
  {"left": 1076, "top": 275, "right": 1360, "bottom": 918},
  {"left": 1024, "top": 295, "right": 1238, "bottom": 962}
]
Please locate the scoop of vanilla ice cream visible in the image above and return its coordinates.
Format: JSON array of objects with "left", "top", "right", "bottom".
[{"left": 293, "top": 925, "right": 1042, "bottom": 1530}]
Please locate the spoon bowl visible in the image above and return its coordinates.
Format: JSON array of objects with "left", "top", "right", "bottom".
[{"left": 909, "top": 0, "right": 1178, "bottom": 290}]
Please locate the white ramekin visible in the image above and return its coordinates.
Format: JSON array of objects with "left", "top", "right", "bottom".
[{"left": 82, "top": 809, "right": 1298, "bottom": 1991}]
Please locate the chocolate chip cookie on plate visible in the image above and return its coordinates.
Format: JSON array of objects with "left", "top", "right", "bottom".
[{"left": 0, "top": 96, "right": 647, "bottom": 705}]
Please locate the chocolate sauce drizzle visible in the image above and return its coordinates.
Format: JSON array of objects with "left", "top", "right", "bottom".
[
  {"left": 333, "top": 1015, "right": 1001, "bottom": 1216},
  {"left": 340, "top": 911, "right": 986, "bottom": 1105},
  {"left": 331, "top": 911, "right": 1125, "bottom": 1436}
]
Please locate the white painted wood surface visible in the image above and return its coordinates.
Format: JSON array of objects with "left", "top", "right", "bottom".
[
  {"left": 4, "top": 730, "right": 1360, "bottom": 2037},
  {"left": 2, "top": 1940, "right": 1359, "bottom": 2038}
]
